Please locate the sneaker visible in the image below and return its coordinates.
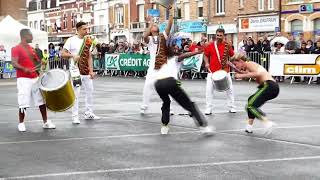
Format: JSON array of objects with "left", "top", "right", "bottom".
[
  {"left": 229, "top": 108, "right": 236, "bottom": 113},
  {"left": 140, "top": 108, "right": 146, "bottom": 115},
  {"left": 72, "top": 116, "right": 80, "bottom": 124},
  {"left": 160, "top": 125, "right": 169, "bottom": 135},
  {"left": 84, "top": 112, "right": 100, "bottom": 120},
  {"left": 170, "top": 110, "right": 175, "bottom": 116},
  {"left": 18, "top": 123, "right": 26, "bottom": 132},
  {"left": 200, "top": 126, "right": 215, "bottom": 136},
  {"left": 245, "top": 124, "right": 253, "bottom": 133},
  {"left": 263, "top": 120, "right": 275, "bottom": 135},
  {"left": 43, "top": 120, "right": 56, "bottom": 129},
  {"left": 204, "top": 108, "right": 212, "bottom": 115}
]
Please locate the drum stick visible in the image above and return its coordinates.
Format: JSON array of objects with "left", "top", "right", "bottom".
[{"left": 227, "top": 61, "right": 242, "bottom": 73}]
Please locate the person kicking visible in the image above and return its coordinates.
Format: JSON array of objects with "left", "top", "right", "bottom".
[{"left": 230, "top": 54, "right": 280, "bottom": 134}]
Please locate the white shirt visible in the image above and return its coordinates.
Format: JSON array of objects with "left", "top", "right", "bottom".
[
  {"left": 63, "top": 35, "right": 85, "bottom": 56},
  {"left": 147, "top": 36, "right": 158, "bottom": 70},
  {"left": 156, "top": 56, "right": 182, "bottom": 80}
]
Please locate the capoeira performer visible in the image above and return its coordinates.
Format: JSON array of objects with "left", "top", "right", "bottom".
[
  {"left": 140, "top": 6, "right": 174, "bottom": 115},
  {"left": 62, "top": 22, "right": 100, "bottom": 124},
  {"left": 154, "top": 43, "right": 215, "bottom": 135},
  {"left": 11, "top": 29, "right": 56, "bottom": 131},
  {"left": 204, "top": 28, "right": 236, "bottom": 115},
  {"left": 230, "top": 54, "right": 279, "bottom": 134}
]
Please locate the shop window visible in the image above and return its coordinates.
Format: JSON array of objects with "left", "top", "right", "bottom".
[{"left": 291, "top": 19, "right": 303, "bottom": 32}]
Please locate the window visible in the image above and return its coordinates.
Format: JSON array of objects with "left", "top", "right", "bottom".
[
  {"left": 138, "top": 4, "right": 144, "bottom": 22},
  {"left": 63, "top": 14, "right": 67, "bottom": 29},
  {"left": 291, "top": 19, "right": 303, "bottom": 32},
  {"left": 40, "top": 20, "right": 44, "bottom": 31},
  {"left": 71, "top": 13, "right": 77, "bottom": 28},
  {"left": 268, "top": 0, "right": 274, "bottom": 10},
  {"left": 288, "top": 0, "right": 302, "bottom": 2},
  {"left": 177, "top": 4, "right": 182, "bottom": 18},
  {"left": 198, "top": 1, "right": 203, "bottom": 17},
  {"left": 258, "top": 0, "right": 264, "bottom": 11},
  {"left": 29, "top": 21, "right": 33, "bottom": 28},
  {"left": 184, "top": 2, "right": 190, "bottom": 20},
  {"left": 216, "top": 0, "right": 225, "bottom": 15},
  {"left": 115, "top": 6, "right": 124, "bottom": 24},
  {"left": 34, "top": 21, "right": 38, "bottom": 29},
  {"left": 314, "top": 18, "right": 320, "bottom": 30},
  {"left": 239, "top": 0, "right": 244, "bottom": 8}
]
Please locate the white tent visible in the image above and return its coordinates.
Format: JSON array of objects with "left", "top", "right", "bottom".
[{"left": 0, "top": 15, "right": 48, "bottom": 61}]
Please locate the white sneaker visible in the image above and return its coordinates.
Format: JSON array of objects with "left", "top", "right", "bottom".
[
  {"left": 72, "top": 116, "right": 80, "bottom": 124},
  {"left": 84, "top": 112, "right": 100, "bottom": 120},
  {"left": 160, "top": 125, "right": 169, "bottom": 135},
  {"left": 245, "top": 124, "right": 253, "bottom": 133},
  {"left": 204, "top": 108, "right": 212, "bottom": 115},
  {"left": 140, "top": 108, "right": 146, "bottom": 115},
  {"left": 263, "top": 120, "right": 275, "bottom": 135},
  {"left": 18, "top": 123, "right": 26, "bottom": 132},
  {"left": 170, "top": 110, "right": 175, "bottom": 116},
  {"left": 43, "top": 120, "right": 56, "bottom": 129},
  {"left": 200, "top": 126, "right": 215, "bottom": 136},
  {"left": 229, "top": 108, "right": 236, "bottom": 113}
]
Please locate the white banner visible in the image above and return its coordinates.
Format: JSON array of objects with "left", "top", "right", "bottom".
[
  {"left": 239, "top": 15, "right": 279, "bottom": 32},
  {"left": 269, "top": 54, "right": 320, "bottom": 76}
]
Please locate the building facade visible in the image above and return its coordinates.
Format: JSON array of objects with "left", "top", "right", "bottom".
[
  {"left": 92, "top": 0, "right": 109, "bottom": 43},
  {"left": 0, "top": 0, "right": 28, "bottom": 24},
  {"left": 238, "top": 0, "right": 280, "bottom": 42},
  {"left": 108, "top": 0, "right": 130, "bottom": 42},
  {"left": 281, "top": 0, "right": 320, "bottom": 41},
  {"left": 27, "top": 0, "right": 94, "bottom": 45}
]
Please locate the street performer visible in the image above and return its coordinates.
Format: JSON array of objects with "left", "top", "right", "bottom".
[
  {"left": 230, "top": 54, "right": 279, "bottom": 134},
  {"left": 11, "top": 29, "right": 56, "bottom": 132},
  {"left": 62, "top": 22, "right": 100, "bottom": 124},
  {"left": 204, "top": 28, "right": 236, "bottom": 115},
  {"left": 140, "top": 5, "right": 174, "bottom": 115}
]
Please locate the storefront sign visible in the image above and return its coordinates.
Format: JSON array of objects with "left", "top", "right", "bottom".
[
  {"left": 159, "top": 20, "right": 206, "bottom": 33},
  {"left": 239, "top": 15, "right": 279, "bottom": 32}
]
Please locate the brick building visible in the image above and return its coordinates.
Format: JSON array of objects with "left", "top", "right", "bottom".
[
  {"left": 0, "top": 0, "right": 28, "bottom": 25},
  {"left": 238, "top": 0, "right": 280, "bottom": 44},
  {"left": 108, "top": 0, "right": 130, "bottom": 42},
  {"left": 281, "top": 0, "right": 320, "bottom": 42},
  {"left": 28, "top": 0, "right": 94, "bottom": 45}
]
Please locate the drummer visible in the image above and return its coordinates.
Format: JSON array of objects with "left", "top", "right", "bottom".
[
  {"left": 230, "top": 54, "right": 279, "bottom": 134},
  {"left": 62, "top": 22, "right": 100, "bottom": 124},
  {"left": 11, "top": 29, "right": 56, "bottom": 132},
  {"left": 203, "top": 28, "right": 236, "bottom": 115}
]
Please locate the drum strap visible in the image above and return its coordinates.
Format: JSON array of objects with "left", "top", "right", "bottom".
[
  {"left": 214, "top": 41, "right": 230, "bottom": 70},
  {"left": 21, "top": 45, "right": 41, "bottom": 75}
]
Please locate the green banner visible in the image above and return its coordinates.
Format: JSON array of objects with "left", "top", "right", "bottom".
[
  {"left": 105, "top": 54, "right": 150, "bottom": 71},
  {"left": 105, "top": 53, "right": 202, "bottom": 72},
  {"left": 181, "top": 54, "right": 203, "bottom": 72}
]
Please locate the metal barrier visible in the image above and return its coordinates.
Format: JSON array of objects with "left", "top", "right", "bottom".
[
  {"left": 47, "top": 58, "right": 69, "bottom": 70},
  {"left": 246, "top": 52, "right": 271, "bottom": 71}
]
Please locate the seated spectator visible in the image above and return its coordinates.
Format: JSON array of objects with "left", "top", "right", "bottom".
[
  {"left": 273, "top": 42, "right": 285, "bottom": 54},
  {"left": 285, "top": 34, "right": 299, "bottom": 54},
  {"left": 306, "top": 40, "right": 315, "bottom": 52},
  {"left": 295, "top": 41, "right": 310, "bottom": 54}
]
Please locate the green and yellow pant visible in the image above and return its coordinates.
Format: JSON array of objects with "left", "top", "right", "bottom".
[{"left": 246, "top": 80, "right": 279, "bottom": 120}]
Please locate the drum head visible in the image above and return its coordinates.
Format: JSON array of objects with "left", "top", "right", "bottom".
[
  {"left": 211, "top": 70, "right": 227, "bottom": 81},
  {"left": 40, "top": 69, "right": 69, "bottom": 91}
]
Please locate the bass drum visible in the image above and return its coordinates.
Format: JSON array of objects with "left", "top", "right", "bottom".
[
  {"left": 39, "top": 69, "right": 75, "bottom": 112},
  {"left": 211, "top": 70, "right": 230, "bottom": 92}
]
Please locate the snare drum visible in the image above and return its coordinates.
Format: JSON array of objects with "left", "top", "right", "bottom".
[
  {"left": 211, "top": 70, "right": 230, "bottom": 92},
  {"left": 39, "top": 69, "right": 75, "bottom": 112}
]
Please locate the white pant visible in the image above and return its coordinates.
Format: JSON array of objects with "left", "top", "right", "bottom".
[
  {"left": 141, "top": 70, "right": 157, "bottom": 110},
  {"left": 17, "top": 77, "right": 44, "bottom": 108},
  {"left": 72, "top": 75, "right": 94, "bottom": 117},
  {"left": 206, "top": 72, "right": 235, "bottom": 110}
]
